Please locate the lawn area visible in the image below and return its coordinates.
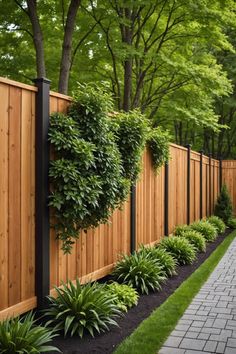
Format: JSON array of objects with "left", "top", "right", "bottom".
[{"left": 114, "top": 229, "right": 236, "bottom": 354}]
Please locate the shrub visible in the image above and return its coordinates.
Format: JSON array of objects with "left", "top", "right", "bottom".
[
  {"left": 207, "top": 216, "right": 226, "bottom": 234},
  {"left": 228, "top": 218, "right": 236, "bottom": 229},
  {"left": 159, "top": 236, "right": 197, "bottom": 265},
  {"left": 147, "top": 127, "right": 170, "bottom": 171},
  {"left": 106, "top": 283, "right": 139, "bottom": 312},
  {"left": 0, "top": 312, "right": 59, "bottom": 353},
  {"left": 174, "top": 224, "right": 192, "bottom": 236},
  {"left": 49, "top": 84, "right": 148, "bottom": 253},
  {"left": 190, "top": 220, "right": 217, "bottom": 242},
  {"left": 178, "top": 230, "right": 206, "bottom": 253},
  {"left": 214, "top": 184, "right": 233, "bottom": 224},
  {"left": 138, "top": 245, "right": 177, "bottom": 277},
  {"left": 44, "top": 279, "right": 121, "bottom": 338},
  {"left": 112, "top": 252, "right": 166, "bottom": 294}
]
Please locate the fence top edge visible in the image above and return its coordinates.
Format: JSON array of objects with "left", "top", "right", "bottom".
[
  {"left": 170, "top": 143, "right": 188, "bottom": 151},
  {"left": 0, "top": 76, "right": 38, "bottom": 92},
  {"left": 50, "top": 90, "right": 72, "bottom": 101}
]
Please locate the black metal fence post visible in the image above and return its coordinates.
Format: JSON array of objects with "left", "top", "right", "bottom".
[
  {"left": 130, "top": 184, "right": 136, "bottom": 253},
  {"left": 209, "top": 154, "right": 212, "bottom": 216},
  {"left": 164, "top": 163, "right": 169, "bottom": 235},
  {"left": 186, "top": 144, "right": 191, "bottom": 224},
  {"left": 34, "top": 78, "right": 51, "bottom": 309},
  {"left": 200, "top": 151, "right": 203, "bottom": 219}
]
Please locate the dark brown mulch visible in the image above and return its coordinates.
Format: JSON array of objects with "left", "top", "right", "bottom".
[{"left": 51, "top": 229, "right": 232, "bottom": 354}]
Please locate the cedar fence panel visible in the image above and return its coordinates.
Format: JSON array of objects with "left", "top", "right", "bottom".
[
  {"left": 0, "top": 78, "right": 37, "bottom": 319},
  {"left": 222, "top": 161, "right": 236, "bottom": 214},
  {"left": 0, "top": 76, "right": 235, "bottom": 320}
]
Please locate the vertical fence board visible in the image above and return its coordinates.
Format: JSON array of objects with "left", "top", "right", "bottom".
[
  {"left": 21, "top": 89, "right": 35, "bottom": 300},
  {"left": 8, "top": 86, "right": 21, "bottom": 306},
  {"left": 0, "top": 83, "right": 9, "bottom": 310}
]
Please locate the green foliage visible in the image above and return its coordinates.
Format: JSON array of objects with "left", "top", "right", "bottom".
[
  {"left": 49, "top": 84, "right": 141, "bottom": 253},
  {"left": 174, "top": 224, "right": 192, "bottom": 236},
  {"left": 106, "top": 282, "right": 139, "bottom": 312},
  {"left": 214, "top": 184, "right": 233, "bottom": 224},
  {"left": 147, "top": 127, "right": 171, "bottom": 171},
  {"left": 112, "top": 252, "right": 166, "bottom": 294},
  {"left": 0, "top": 312, "right": 59, "bottom": 354},
  {"left": 159, "top": 236, "right": 197, "bottom": 265},
  {"left": 112, "top": 110, "right": 149, "bottom": 182},
  {"left": 44, "top": 279, "right": 121, "bottom": 338},
  {"left": 178, "top": 230, "right": 206, "bottom": 253},
  {"left": 228, "top": 218, "right": 236, "bottom": 229},
  {"left": 207, "top": 216, "right": 226, "bottom": 234},
  {"left": 138, "top": 245, "right": 177, "bottom": 277},
  {"left": 190, "top": 220, "right": 217, "bottom": 242}
]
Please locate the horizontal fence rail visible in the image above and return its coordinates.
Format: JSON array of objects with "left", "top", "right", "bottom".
[{"left": 0, "top": 76, "right": 234, "bottom": 319}]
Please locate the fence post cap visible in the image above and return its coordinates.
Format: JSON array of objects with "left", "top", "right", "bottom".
[{"left": 33, "top": 77, "right": 51, "bottom": 84}]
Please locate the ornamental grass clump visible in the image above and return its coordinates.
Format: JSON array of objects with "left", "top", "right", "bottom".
[
  {"left": 112, "top": 252, "right": 166, "bottom": 294},
  {"left": 138, "top": 245, "right": 177, "bottom": 277},
  {"left": 44, "top": 279, "right": 121, "bottom": 338},
  {"left": 174, "top": 224, "right": 192, "bottom": 236},
  {"left": 106, "top": 283, "right": 139, "bottom": 312},
  {"left": 0, "top": 312, "right": 59, "bottom": 354},
  {"left": 178, "top": 230, "right": 206, "bottom": 253},
  {"left": 159, "top": 236, "right": 197, "bottom": 265},
  {"left": 190, "top": 220, "right": 217, "bottom": 242},
  {"left": 207, "top": 216, "right": 226, "bottom": 234}
]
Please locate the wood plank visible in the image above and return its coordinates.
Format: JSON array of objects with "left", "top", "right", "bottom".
[
  {"left": 0, "top": 83, "right": 9, "bottom": 310},
  {"left": 0, "top": 77, "right": 37, "bottom": 92},
  {"left": 8, "top": 86, "right": 21, "bottom": 306},
  {"left": 0, "top": 297, "right": 37, "bottom": 321},
  {"left": 21, "top": 89, "right": 35, "bottom": 300}
]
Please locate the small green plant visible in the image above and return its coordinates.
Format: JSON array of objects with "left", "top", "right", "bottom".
[
  {"left": 0, "top": 312, "right": 59, "bottom": 353},
  {"left": 174, "top": 224, "right": 192, "bottom": 236},
  {"left": 228, "top": 218, "right": 236, "bottom": 229},
  {"left": 106, "top": 282, "right": 139, "bottom": 312},
  {"left": 207, "top": 215, "right": 226, "bottom": 234},
  {"left": 138, "top": 245, "right": 177, "bottom": 277},
  {"left": 178, "top": 230, "right": 206, "bottom": 253},
  {"left": 159, "top": 236, "right": 197, "bottom": 265},
  {"left": 147, "top": 127, "right": 170, "bottom": 171},
  {"left": 44, "top": 279, "right": 121, "bottom": 338},
  {"left": 112, "top": 252, "right": 166, "bottom": 294},
  {"left": 190, "top": 220, "right": 217, "bottom": 242},
  {"left": 214, "top": 184, "right": 233, "bottom": 224}
]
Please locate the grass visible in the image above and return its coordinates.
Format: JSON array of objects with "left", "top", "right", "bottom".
[{"left": 114, "top": 230, "right": 236, "bottom": 354}]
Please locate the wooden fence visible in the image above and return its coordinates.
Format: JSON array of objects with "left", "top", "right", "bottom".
[
  {"left": 0, "top": 76, "right": 233, "bottom": 320},
  {"left": 222, "top": 160, "right": 236, "bottom": 214}
]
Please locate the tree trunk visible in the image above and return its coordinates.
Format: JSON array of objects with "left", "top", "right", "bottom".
[
  {"left": 58, "top": 0, "right": 81, "bottom": 94},
  {"left": 122, "top": 7, "right": 133, "bottom": 112},
  {"left": 26, "top": 0, "right": 46, "bottom": 77}
]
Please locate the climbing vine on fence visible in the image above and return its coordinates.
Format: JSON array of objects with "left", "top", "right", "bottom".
[
  {"left": 49, "top": 84, "right": 170, "bottom": 253},
  {"left": 147, "top": 127, "right": 171, "bottom": 171}
]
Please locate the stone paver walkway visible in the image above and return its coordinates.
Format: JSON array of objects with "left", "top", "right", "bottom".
[{"left": 159, "top": 237, "right": 236, "bottom": 354}]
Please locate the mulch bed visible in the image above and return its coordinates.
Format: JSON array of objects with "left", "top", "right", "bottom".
[{"left": 51, "top": 229, "right": 232, "bottom": 354}]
